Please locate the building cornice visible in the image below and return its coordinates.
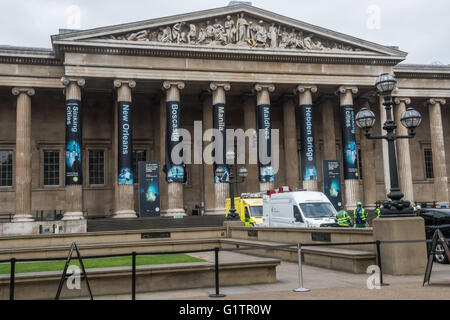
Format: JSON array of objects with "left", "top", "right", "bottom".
[
  {"left": 0, "top": 47, "right": 61, "bottom": 66},
  {"left": 394, "top": 64, "right": 450, "bottom": 79},
  {"left": 56, "top": 43, "right": 403, "bottom": 66}
]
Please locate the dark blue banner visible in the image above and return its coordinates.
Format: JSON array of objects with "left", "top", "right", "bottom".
[
  {"left": 139, "top": 162, "right": 161, "bottom": 217},
  {"left": 166, "top": 101, "right": 185, "bottom": 183},
  {"left": 340, "top": 104, "right": 358, "bottom": 180},
  {"left": 299, "top": 104, "right": 317, "bottom": 181},
  {"left": 257, "top": 104, "right": 274, "bottom": 183},
  {"left": 322, "top": 160, "right": 343, "bottom": 211},
  {"left": 118, "top": 101, "right": 133, "bottom": 185},
  {"left": 213, "top": 103, "right": 229, "bottom": 183},
  {"left": 65, "top": 99, "right": 82, "bottom": 185}
]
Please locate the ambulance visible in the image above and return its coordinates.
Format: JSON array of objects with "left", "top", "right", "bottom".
[
  {"left": 262, "top": 187, "right": 337, "bottom": 228},
  {"left": 225, "top": 193, "right": 264, "bottom": 226}
]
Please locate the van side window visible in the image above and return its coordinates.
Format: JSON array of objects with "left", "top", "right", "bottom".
[
  {"left": 244, "top": 207, "right": 250, "bottom": 220},
  {"left": 293, "top": 206, "right": 303, "bottom": 222}
]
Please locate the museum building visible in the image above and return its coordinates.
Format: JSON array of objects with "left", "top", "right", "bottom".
[{"left": 1, "top": 4, "right": 450, "bottom": 221}]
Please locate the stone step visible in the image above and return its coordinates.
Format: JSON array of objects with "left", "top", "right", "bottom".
[
  {"left": 221, "top": 238, "right": 376, "bottom": 274},
  {"left": 87, "top": 216, "right": 225, "bottom": 232}
]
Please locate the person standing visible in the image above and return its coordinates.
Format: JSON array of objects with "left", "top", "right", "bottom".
[
  {"left": 335, "top": 206, "right": 352, "bottom": 227},
  {"left": 354, "top": 202, "right": 368, "bottom": 228}
]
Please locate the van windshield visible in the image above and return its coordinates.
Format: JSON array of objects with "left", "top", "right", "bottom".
[
  {"left": 299, "top": 203, "right": 336, "bottom": 218},
  {"left": 249, "top": 206, "right": 263, "bottom": 217}
]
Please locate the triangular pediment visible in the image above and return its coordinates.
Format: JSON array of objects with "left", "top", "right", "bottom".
[{"left": 52, "top": 4, "right": 406, "bottom": 61}]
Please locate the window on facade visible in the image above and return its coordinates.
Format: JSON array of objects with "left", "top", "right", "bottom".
[
  {"left": 0, "top": 150, "right": 13, "bottom": 187},
  {"left": 43, "top": 150, "right": 60, "bottom": 186},
  {"left": 89, "top": 150, "right": 105, "bottom": 185},
  {"left": 424, "top": 148, "right": 434, "bottom": 179},
  {"left": 132, "top": 150, "right": 147, "bottom": 183}
]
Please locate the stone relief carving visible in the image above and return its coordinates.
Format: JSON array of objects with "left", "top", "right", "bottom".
[{"left": 102, "top": 13, "right": 359, "bottom": 52}]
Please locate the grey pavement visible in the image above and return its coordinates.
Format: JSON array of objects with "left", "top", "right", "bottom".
[{"left": 88, "top": 251, "right": 450, "bottom": 300}]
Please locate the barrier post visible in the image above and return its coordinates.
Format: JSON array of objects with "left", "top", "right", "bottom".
[
  {"left": 132, "top": 252, "right": 137, "bottom": 300},
  {"left": 209, "top": 247, "right": 226, "bottom": 298},
  {"left": 294, "top": 244, "right": 310, "bottom": 292},
  {"left": 10, "top": 258, "right": 16, "bottom": 300},
  {"left": 376, "top": 240, "right": 389, "bottom": 286}
]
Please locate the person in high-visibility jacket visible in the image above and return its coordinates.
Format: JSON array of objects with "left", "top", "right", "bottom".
[
  {"left": 354, "top": 202, "right": 368, "bottom": 228},
  {"left": 375, "top": 207, "right": 381, "bottom": 218},
  {"left": 335, "top": 207, "right": 352, "bottom": 227}
]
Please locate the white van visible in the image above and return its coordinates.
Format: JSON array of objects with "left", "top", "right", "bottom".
[{"left": 262, "top": 190, "right": 337, "bottom": 228}]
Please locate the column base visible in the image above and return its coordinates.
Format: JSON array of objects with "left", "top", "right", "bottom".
[
  {"left": 62, "top": 211, "right": 85, "bottom": 221},
  {"left": 12, "top": 214, "right": 34, "bottom": 223},
  {"left": 260, "top": 182, "right": 274, "bottom": 193},
  {"left": 303, "top": 180, "right": 318, "bottom": 192},
  {"left": 344, "top": 179, "right": 360, "bottom": 211},
  {"left": 113, "top": 210, "right": 137, "bottom": 219},
  {"left": 163, "top": 209, "right": 186, "bottom": 217}
]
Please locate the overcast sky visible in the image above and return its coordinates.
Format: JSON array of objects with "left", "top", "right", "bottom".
[{"left": 0, "top": 0, "right": 448, "bottom": 65}]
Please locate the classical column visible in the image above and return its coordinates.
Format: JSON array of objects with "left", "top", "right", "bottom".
[
  {"left": 210, "top": 83, "right": 231, "bottom": 213},
  {"left": 321, "top": 97, "right": 337, "bottom": 161},
  {"left": 61, "top": 77, "right": 85, "bottom": 221},
  {"left": 296, "top": 85, "right": 318, "bottom": 191},
  {"left": 359, "top": 101, "right": 377, "bottom": 209},
  {"left": 12, "top": 87, "right": 35, "bottom": 222},
  {"left": 201, "top": 93, "right": 216, "bottom": 214},
  {"left": 282, "top": 94, "right": 299, "bottom": 189},
  {"left": 338, "top": 86, "right": 361, "bottom": 210},
  {"left": 159, "top": 95, "right": 168, "bottom": 213},
  {"left": 426, "top": 98, "right": 449, "bottom": 205},
  {"left": 254, "top": 83, "right": 275, "bottom": 193},
  {"left": 163, "top": 81, "right": 186, "bottom": 216},
  {"left": 394, "top": 97, "right": 415, "bottom": 203},
  {"left": 242, "top": 93, "right": 259, "bottom": 193},
  {"left": 113, "top": 80, "right": 137, "bottom": 219}
]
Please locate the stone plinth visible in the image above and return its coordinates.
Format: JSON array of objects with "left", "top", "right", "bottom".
[
  {"left": 0, "top": 220, "right": 87, "bottom": 237},
  {"left": 373, "top": 217, "right": 427, "bottom": 276}
]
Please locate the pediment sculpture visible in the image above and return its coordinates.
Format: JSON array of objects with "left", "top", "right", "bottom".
[{"left": 100, "top": 13, "right": 360, "bottom": 52}]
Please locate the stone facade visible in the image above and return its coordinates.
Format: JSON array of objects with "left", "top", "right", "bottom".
[{"left": 0, "top": 4, "right": 449, "bottom": 219}]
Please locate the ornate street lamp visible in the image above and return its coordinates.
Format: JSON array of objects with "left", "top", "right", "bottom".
[
  {"left": 215, "top": 151, "right": 248, "bottom": 221},
  {"left": 355, "top": 73, "right": 422, "bottom": 217}
]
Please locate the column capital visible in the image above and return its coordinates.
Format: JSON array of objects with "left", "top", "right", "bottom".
[
  {"left": 209, "top": 82, "right": 231, "bottom": 92},
  {"left": 12, "top": 87, "right": 35, "bottom": 97},
  {"left": 162, "top": 81, "right": 185, "bottom": 91},
  {"left": 61, "top": 77, "right": 85, "bottom": 88},
  {"left": 295, "top": 85, "right": 317, "bottom": 95},
  {"left": 394, "top": 97, "right": 411, "bottom": 105},
  {"left": 425, "top": 98, "right": 446, "bottom": 106},
  {"left": 254, "top": 83, "right": 275, "bottom": 93},
  {"left": 336, "top": 86, "right": 358, "bottom": 95},
  {"left": 114, "top": 79, "right": 136, "bottom": 89}
]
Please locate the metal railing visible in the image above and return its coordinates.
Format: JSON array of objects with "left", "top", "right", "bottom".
[{"left": 1, "top": 238, "right": 447, "bottom": 300}]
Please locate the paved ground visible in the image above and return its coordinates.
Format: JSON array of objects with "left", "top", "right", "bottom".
[{"left": 90, "top": 251, "right": 450, "bottom": 300}]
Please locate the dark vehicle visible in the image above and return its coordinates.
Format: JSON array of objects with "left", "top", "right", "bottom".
[{"left": 417, "top": 208, "right": 450, "bottom": 264}]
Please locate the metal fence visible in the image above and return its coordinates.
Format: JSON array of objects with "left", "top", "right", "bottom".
[{"left": 0, "top": 238, "right": 447, "bottom": 300}]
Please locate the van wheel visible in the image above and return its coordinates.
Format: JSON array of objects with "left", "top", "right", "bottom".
[{"left": 435, "top": 243, "right": 449, "bottom": 264}]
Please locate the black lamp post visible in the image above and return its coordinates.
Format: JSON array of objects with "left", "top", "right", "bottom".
[
  {"left": 215, "top": 151, "right": 248, "bottom": 221},
  {"left": 355, "top": 73, "right": 422, "bottom": 217}
]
